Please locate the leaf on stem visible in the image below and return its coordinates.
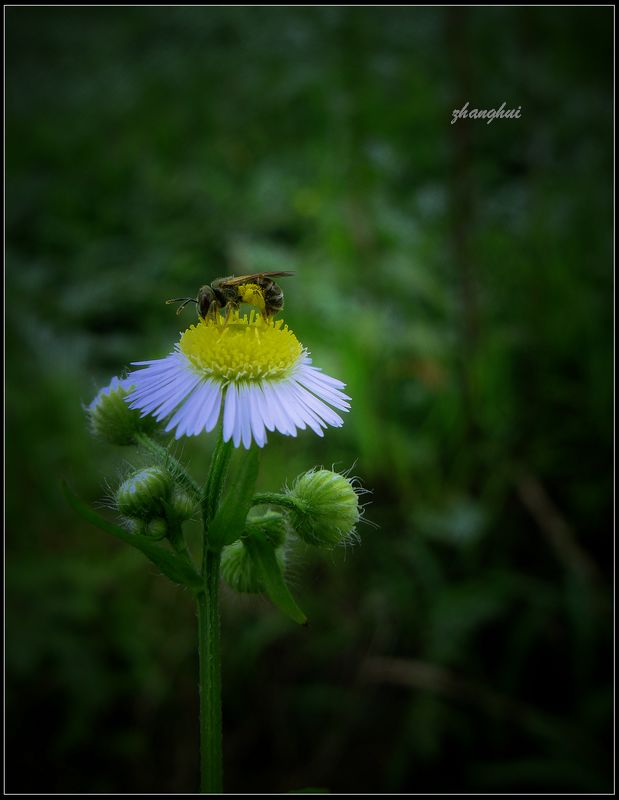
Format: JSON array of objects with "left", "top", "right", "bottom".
[
  {"left": 62, "top": 481, "right": 202, "bottom": 592},
  {"left": 244, "top": 535, "right": 308, "bottom": 625},
  {"left": 207, "top": 446, "right": 259, "bottom": 550}
]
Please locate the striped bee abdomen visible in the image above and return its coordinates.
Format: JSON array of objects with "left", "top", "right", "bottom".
[{"left": 261, "top": 278, "right": 284, "bottom": 316}]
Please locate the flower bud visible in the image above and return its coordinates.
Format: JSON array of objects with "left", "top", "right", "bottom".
[
  {"left": 169, "top": 488, "right": 196, "bottom": 522},
  {"left": 285, "top": 469, "right": 361, "bottom": 548},
  {"left": 244, "top": 511, "right": 288, "bottom": 549},
  {"left": 116, "top": 466, "right": 172, "bottom": 521},
  {"left": 87, "top": 376, "right": 157, "bottom": 446},
  {"left": 144, "top": 518, "right": 168, "bottom": 540},
  {"left": 121, "top": 516, "right": 167, "bottom": 539},
  {"left": 121, "top": 517, "right": 142, "bottom": 534},
  {"left": 221, "top": 539, "right": 286, "bottom": 594}
]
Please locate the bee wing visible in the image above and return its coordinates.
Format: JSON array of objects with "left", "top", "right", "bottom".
[{"left": 217, "top": 271, "right": 294, "bottom": 287}]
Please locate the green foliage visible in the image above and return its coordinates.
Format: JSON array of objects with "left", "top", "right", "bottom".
[
  {"left": 6, "top": 5, "right": 612, "bottom": 795},
  {"left": 243, "top": 535, "right": 307, "bottom": 625},
  {"left": 63, "top": 482, "right": 202, "bottom": 591},
  {"left": 207, "top": 445, "right": 260, "bottom": 549}
]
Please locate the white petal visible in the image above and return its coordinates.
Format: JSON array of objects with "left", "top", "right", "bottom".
[
  {"left": 188, "top": 381, "right": 221, "bottom": 436},
  {"left": 126, "top": 356, "right": 192, "bottom": 400},
  {"left": 222, "top": 384, "right": 237, "bottom": 443},
  {"left": 247, "top": 388, "right": 267, "bottom": 447},
  {"left": 224, "top": 384, "right": 245, "bottom": 446},
  {"left": 203, "top": 386, "right": 223, "bottom": 433},
  {"left": 236, "top": 386, "right": 253, "bottom": 449},
  {"left": 261, "top": 381, "right": 298, "bottom": 436},
  {"left": 127, "top": 365, "right": 191, "bottom": 397},
  {"left": 254, "top": 383, "right": 275, "bottom": 432},
  {"left": 278, "top": 381, "right": 325, "bottom": 436},
  {"left": 295, "top": 369, "right": 351, "bottom": 410},
  {"left": 128, "top": 354, "right": 188, "bottom": 385},
  {"left": 166, "top": 385, "right": 205, "bottom": 438},
  {"left": 132, "top": 372, "right": 201, "bottom": 419},
  {"left": 131, "top": 357, "right": 175, "bottom": 367},
  {"left": 233, "top": 401, "right": 242, "bottom": 446},
  {"left": 301, "top": 361, "right": 348, "bottom": 390},
  {"left": 165, "top": 380, "right": 220, "bottom": 438},
  {"left": 289, "top": 381, "right": 345, "bottom": 427},
  {"left": 130, "top": 374, "right": 196, "bottom": 414},
  {"left": 286, "top": 384, "right": 328, "bottom": 435}
]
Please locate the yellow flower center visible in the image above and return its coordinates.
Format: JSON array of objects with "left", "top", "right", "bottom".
[{"left": 179, "top": 310, "right": 303, "bottom": 383}]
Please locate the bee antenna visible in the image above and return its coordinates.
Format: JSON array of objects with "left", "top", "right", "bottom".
[{"left": 165, "top": 297, "right": 198, "bottom": 316}]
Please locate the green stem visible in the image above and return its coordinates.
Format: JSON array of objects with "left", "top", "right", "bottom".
[
  {"left": 166, "top": 516, "right": 195, "bottom": 568},
  {"left": 196, "top": 427, "right": 231, "bottom": 794},
  {"left": 135, "top": 432, "right": 201, "bottom": 501},
  {"left": 252, "top": 491, "right": 300, "bottom": 513},
  {"left": 197, "top": 550, "right": 223, "bottom": 794}
]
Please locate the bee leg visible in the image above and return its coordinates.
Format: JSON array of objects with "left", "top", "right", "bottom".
[
  {"left": 166, "top": 298, "right": 197, "bottom": 315},
  {"left": 177, "top": 299, "right": 195, "bottom": 316},
  {"left": 204, "top": 304, "right": 218, "bottom": 324},
  {"left": 222, "top": 303, "right": 238, "bottom": 326},
  {"left": 261, "top": 304, "right": 275, "bottom": 323}
]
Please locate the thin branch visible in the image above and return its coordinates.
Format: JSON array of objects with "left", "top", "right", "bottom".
[{"left": 515, "top": 472, "right": 602, "bottom": 582}]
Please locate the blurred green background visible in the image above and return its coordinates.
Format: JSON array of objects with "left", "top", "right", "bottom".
[{"left": 6, "top": 6, "right": 613, "bottom": 794}]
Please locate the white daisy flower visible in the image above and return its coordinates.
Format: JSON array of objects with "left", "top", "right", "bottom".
[{"left": 125, "top": 311, "right": 351, "bottom": 449}]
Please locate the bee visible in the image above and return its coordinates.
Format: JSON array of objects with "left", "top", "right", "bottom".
[{"left": 166, "top": 272, "right": 294, "bottom": 321}]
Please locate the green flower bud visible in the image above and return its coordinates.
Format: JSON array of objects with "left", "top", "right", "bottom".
[
  {"left": 144, "top": 518, "right": 168, "bottom": 540},
  {"left": 244, "top": 511, "right": 288, "bottom": 549},
  {"left": 121, "top": 516, "right": 167, "bottom": 539},
  {"left": 87, "top": 376, "right": 158, "bottom": 446},
  {"left": 222, "top": 539, "right": 286, "bottom": 594},
  {"left": 116, "top": 466, "right": 172, "bottom": 521},
  {"left": 121, "top": 517, "right": 142, "bottom": 534},
  {"left": 285, "top": 469, "right": 361, "bottom": 548},
  {"left": 169, "top": 487, "right": 196, "bottom": 522}
]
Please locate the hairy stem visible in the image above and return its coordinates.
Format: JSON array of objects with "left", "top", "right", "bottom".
[
  {"left": 252, "top": 491, "right": 299, "bottom": 513},
  {"left": 135, "top": 432, "right": 201, "bottom": 501},
  {"left": 196, "top": 427, "right": 230, "bottom": 794},
  {"left": 197, "top": 550, "right": 223, "bottom": 794}
]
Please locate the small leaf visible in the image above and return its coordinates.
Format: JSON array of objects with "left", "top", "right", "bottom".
[
  {"left": 202, "top": 435, "right": 234, "bottom": 524},
  {"left": 208, "top": 446, "right": 259, "bottom": 550},
  {"left": 244, "top": 536, "right": 307, "bottom": 625},
  {"left": 62, "top": 482, "right": 202, "bottom": 592}
]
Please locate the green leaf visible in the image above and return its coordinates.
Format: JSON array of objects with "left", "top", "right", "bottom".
[
  {"left": 244, "top": 536, "right": 307, "bottom": 625},
  {"left": 202, "top": 434, "right": 234, "bottom": 525},
  {"left": 207, "top": 446, "right": 259, "bottom": 550},
  {"left": 62, "top": 482, "right": 202, "bottom": 592}
]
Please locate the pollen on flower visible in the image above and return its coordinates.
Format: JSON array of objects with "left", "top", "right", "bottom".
[
  {"left": 179, "top": 310, "right": 303, "bottom": 383},
  {"left": 237, "top": 283, "right": 266, "bottom": 311}
]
